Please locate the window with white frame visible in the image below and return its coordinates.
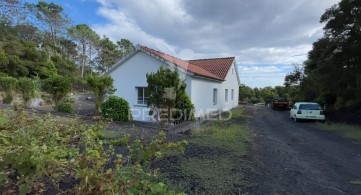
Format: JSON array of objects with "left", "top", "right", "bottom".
[
  {"left": 231, "top": 89, "right": 234, "bottom": 100},
  {"left": 213, "top": 88, "right": 217, "bottom": 105},
  {"left": 225, "top": 89, "right": 228, "bottom": 102},
  {"left": 136, "top": 87, "right": 150, "bottom": 105}
]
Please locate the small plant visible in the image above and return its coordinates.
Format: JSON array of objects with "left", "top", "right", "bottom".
[
  {"left": 54, "top": 103, "right": 74, "bottom": 114},
  {"left": 16, "top": 77, "right": 37, "bottom": 106},
  {"left": 42, "top": 75, "right": 73, "bottom": 106},
  {"left": 101, "top": 95, "right": 132, "bottom": 122},
  {"left": 0, "top": 76, "right": 17, "bottom": 104}
]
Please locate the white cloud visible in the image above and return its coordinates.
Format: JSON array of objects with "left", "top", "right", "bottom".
[
  {"left": 238, "top": 66, "right": 283, "bottom": 74},
  {"left": 91, "top": 0, "right": 340, "bottom": 86},
  {"left": 237, "top": 44, "right": 312, "bottom": 65}
]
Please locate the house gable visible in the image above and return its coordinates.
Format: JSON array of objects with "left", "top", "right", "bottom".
[{"left": 107, "top": 45, "right": 240, "bottom": 121}]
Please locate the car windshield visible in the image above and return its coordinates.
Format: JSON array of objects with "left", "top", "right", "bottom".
[{"left": 299, "top": 104, "right": 322, "bottom": 110}]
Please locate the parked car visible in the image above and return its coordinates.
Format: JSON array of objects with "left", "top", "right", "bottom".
[
  {"left": 290, "top": 102, "right": 325, "bottom": 122},
  {"left": 270, "top": 97, "right": 290, "bottom": 110}
]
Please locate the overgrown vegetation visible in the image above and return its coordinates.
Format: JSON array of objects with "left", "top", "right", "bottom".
[
  {"left": 101, "top": 95, "right": 132, "bottom": 122},
  {"left": 0, "top": 76, "right": 17, "bottom": 103},
  {"left": 0, "top": 109, "right": 187, "bottom": 194},
  {"left": 316, "top": 122, "right": 361, "bottom": 140}
]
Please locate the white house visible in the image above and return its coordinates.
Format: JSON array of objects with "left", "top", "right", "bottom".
[{"left": 106, "top": 45, "right": 240, "bottom": 121}]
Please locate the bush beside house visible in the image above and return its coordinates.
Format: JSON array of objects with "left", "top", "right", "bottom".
[{"left": 101, "top": 96, "right": 132, "bottom": 122}]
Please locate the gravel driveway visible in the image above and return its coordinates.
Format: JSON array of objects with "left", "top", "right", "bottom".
[{"left": 246, "top": 105, "right": 361, "bottom": 194}]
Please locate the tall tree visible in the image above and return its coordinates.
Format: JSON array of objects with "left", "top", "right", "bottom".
[
  {"left": 117, "top": 38, "right": 135, "bottom": 56},
  {"left": 68, "top": 24, "right": 99, "bottom": 78},
  {"left": 0, "top": 0, "right": 26, "bottom": 25},
  {"left": 26, "top": 1, "right": 70, "bottom": 46},
  {"left": 96, "top": 36, "right": 122, "bottom": 73},
  {"left": 302, "top": 0, "right": 361, "bottom": 108}
]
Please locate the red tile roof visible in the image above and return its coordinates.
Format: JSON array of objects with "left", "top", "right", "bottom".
[
  {"left": 140, "top": 46, "right": 234, "bottom": 81},
  {"left": 188, "top": 57, "right": 235, "bottom": 80}
]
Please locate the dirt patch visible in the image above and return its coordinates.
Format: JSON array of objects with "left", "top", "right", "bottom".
[{"left": 154, "top": 107, "right": 254, "bottom": 194}]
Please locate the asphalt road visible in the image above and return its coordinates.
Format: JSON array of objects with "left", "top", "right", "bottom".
[{"left": 246, "top": 105, "right": 361, "bottom": 195}]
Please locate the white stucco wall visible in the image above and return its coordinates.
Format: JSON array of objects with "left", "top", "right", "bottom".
[
  {"left": 110, "top": 52, "right": 161, "bottom": 121},
  {"left": 109, "top": 51, "right": 191, "bottom": 121},
  {"left": 190, "top": 61, "right": 239, "bottom": 119}
]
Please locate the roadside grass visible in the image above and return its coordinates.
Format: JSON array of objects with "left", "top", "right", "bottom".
[
  {"left": 350, "top": 180, "right": 361, "bottom": 185},
  {"left": 316, "top": 122, "right": 361, "bottom": 140},
  {"left": 231, "top": 106, "right": 251, "bottom": 119},
  {"left": 161, "top": 107, "right": 252, "bottom": 194},
  {"left": 192, "top": 123, "right": 251, "bottom": 154}
]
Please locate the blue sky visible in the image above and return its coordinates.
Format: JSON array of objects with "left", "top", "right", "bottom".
[{"left": 26, "top": 0, "right": 340, "bottom": 88}]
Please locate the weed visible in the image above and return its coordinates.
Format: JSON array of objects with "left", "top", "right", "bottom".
[
  {"left": 193, "top": 123, "right": 251, "bottom": 154},
  {"left": 0, "top": 109, "right": 187, "bottom": 194}
]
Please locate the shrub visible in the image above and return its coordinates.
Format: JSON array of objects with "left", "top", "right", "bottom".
[
  {"left": 174, "top": 93, "right": 195, "bottom": 121},
  {"left": 42, "top": 75, "right": 73, "bottom": 106},
  {"left": 16, "top": 77, "right": 37, "bottom": 106},
  {"left": 101, "top": 96, "right": 132, "bottom": 121},
  {"left": 86, "top": 75, "right": 116, "bottom": 112},
  {"left": 54, "top": 103, "right": 74, "bottom": 114},
  {"left": 0, "top": 76, "right": 17, "bottom": 104}
]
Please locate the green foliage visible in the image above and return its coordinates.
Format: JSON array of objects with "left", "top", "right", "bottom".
[
  {"left": 193, "top": 123, "right": 251, "bottom": 154},
  {"left": 54, "top": 103, "right": 74, "bottom": 114},
  {"left": 260, "top": 86, "right": 277, "bottom": 104},
  {"left": 86, "top": 75, "right": 116, "bottom": 112},
  {"left": 239, "top": 84, "right": 255, "bottom": 101},
  {"left": 117, "top": 38, "right": 135, "bottom": 56},
  {"left": 174, "top": 93, "right": 195, "bottom": 121},
  {"left": 26, "top": 1, "right": 70, "bottom": 45},
  {"left": 0, "top": 110, "right": 187, "bottom": 194},
  {"left": 147, "top": 66, "right": 189, "bottom": 124},
  {"left": 42, "top": 75, "right": 73, "bottom": 105},
  {"left": 101, "top": 95, "right": 132, "bottom": 122},
  {"left": 68, "top": 24, "right": 100, "bottom": 78},
  {"left": 128, "top": 131, "right": 188, "bottom": 167},
  {"left": 289, "top": 0, "right": 361, "bottom": 109},
  {"left": 16, "top": 77, "right": 37, "bottom": 105},
  {"left": 0, "top": 76, "right": 17, "bottom": 104},
  {"left": 95, "top": 36, "right": 122, "bottom": 73}
]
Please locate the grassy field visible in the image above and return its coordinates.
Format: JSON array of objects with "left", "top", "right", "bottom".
[
  {"left": 160, "top": 107, "right": 253, "bottom": 194},
  {"left": 317, "top": 122, "right": 361, "bottom": 140}
]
